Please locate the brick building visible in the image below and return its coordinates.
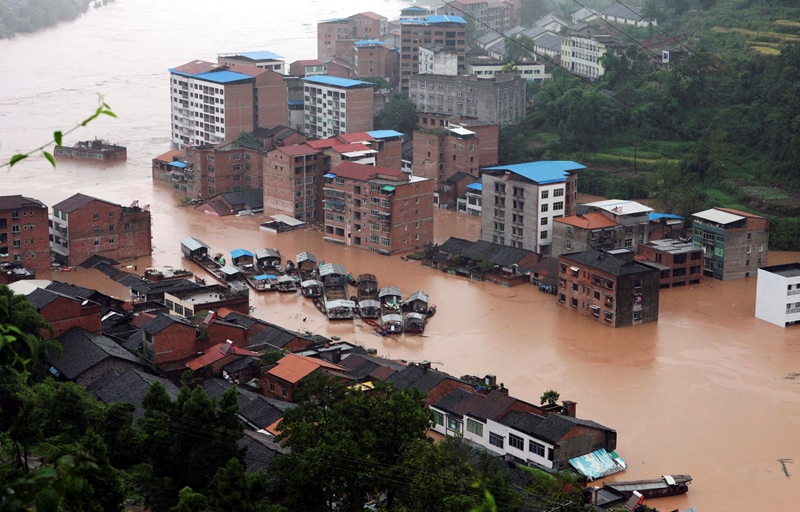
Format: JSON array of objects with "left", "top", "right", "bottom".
[
  {"left": 302, "top": 76, "right": 374, "bottom": 139},
  {"left": 557, "top": 249, "right": 660, "bottom": 328},
  {"left": 399, "top": 15, "right": 468, "bottom": 89},
  {"left": 151, "top": 149, "right": 191, "bottom": 195},
  {"left": 169, "top": 60, "right": 288, "bottom": 149},
  {"left": 26, "top": 287, "right": 102, "bottom": 337},
  {"left": 164, "top": 284, "right": 250, "bottom": 319},
  {"left": 140, "top": 313, "right": 200, "bottom": 368},
  {"left": 551, "top": 212, "right": 619, "bottom": 257},
  {"left": 408, "top": 73, "right": 526, "bottom": 127},
  {"left": 436, "top": 0, "right": 512, "bottom": 37},
  {"left": 317, "top": 12, "right": 389, "bottom": 62},
  {"left": 217, "top": 51, "right": 285, "bottom": 74},
  {"left": 0, "top": 195, "right": 50, "bottom": 275},
  {"left": 185, "top": 141, "right": 266, "bottom": 198},
  {"left": 261, "top": 353, "right": 348, "bottom": 402},
  {"left": 50, "top": 327, "right": 142, "bottom": 387},
  {"left": 581, "top": 199, "right": 653, "bottom": 252},
  {"left": 289, "top": 59, "right": 326, "bottom": 77},
  {"left": 691, "top": 207, "right": 769, "bottom": 280},
  {"left": 637, "top": 239, "right": 703, "bottom": 288},
  {"left": 480, "top": 161, "right": 584, "bottom": 255},
  {"left": 353, "top": 40, "right": 400, "bottom": 87},
  {"left": 264, "top": 144, "right": 325, "bottom": 222},
  {"left": 50, "top": 193, "right": 151, "bottom": 267},
  {"left": 322, "top": 161, "right": 434, "bottom": 254}
]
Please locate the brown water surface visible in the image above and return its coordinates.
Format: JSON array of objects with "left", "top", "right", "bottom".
[{"left": 2, "top": 1, "right": 800, "bottom": 510}]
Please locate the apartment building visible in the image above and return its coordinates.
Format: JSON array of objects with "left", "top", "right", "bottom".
[
  {"left": 353, "top": 40, "right": 399, "bottom": 87},
  {"left": 755, "top": 263, "right": 800, "bottom": 328},
  {"left": 419, "top": 44, "right": 459, "bottom": 75},
  {"left": 435, "top": 0, "right": 511, "bottom": 37},
  {"left": 302, "top": 76, "right": 374, "bottom": 139},
  {"left": 558, "top": 249, "right": 660, "bottom": 327},
  {"left": 169, "top": 60, "right": 288, "bottom": 149},
  {"left": 581, "top": 199, "right": 653, "bottom": 251},
  {"left": 637, "top": 239, "right": 703, "bottom": 288},
  {"left": 466, "top": 55, "right": 550, "bottom": 83},
  {"left": 321, "top": 161, "right": 434, "bottom": 254},
  {"left": 217, "top": 51, "right": 285, "bottom": 74},
  {"left": 0, "top": 195, "right": 50, "bottom": 275},
  {"left": 185, "top": 141, "right": 266, "bottom": 198},
  {"left": 399, "top": 15, "right": 468, "bottom": 89},
  {"left": 691, "top": 207, "right": 769, "bottom": 280},
  {"left": 480, "top": 161, "right": 584, "bottom": 254},
  {"left": 551, "top": 212, "right": 619, "bottom": 257},
  {"left": 560, "top": 32, "right": 627, "bottom": 80},
  {"left": 317, "top": 12, "right": 389, "bottom": 62},
  {"left": 264, "top": 144, "right": 325, "bottom": 222},
  {"left": 289, "top": 60, "right": 326, "bottom": 77},
  {"left": 408, "top": 73, "right": 526, "bottom": 127},
  {"left": 50, "top": 193, "right": 151, "bottom": 267}
]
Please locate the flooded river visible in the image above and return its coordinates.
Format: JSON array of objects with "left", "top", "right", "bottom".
[{"left": 2, "top": 1, "right": 799, "bottom": 511}]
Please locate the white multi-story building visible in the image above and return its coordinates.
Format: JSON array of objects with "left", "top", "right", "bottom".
[
  {"left": 217, "top": 51, "right": 286, "bottom": 74},
  {"left": 169, "top": 60, "right": 287, "bottom": 149},
  {"left": 480, "top": 161, "right": 584, "bottom": 254},
  {"left": 302, "top": 76, "right": 374, "bottom": 139},
  {"left": 756, "top": 263, "right": 800, "bottom": 327},
  {"left": 560, "top": 33, "right": 626, "bottom": 80}
]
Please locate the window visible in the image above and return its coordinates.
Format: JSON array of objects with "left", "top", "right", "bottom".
[
  {"left": 109, "top": 225, "right": 114, "bottom": 232},
  {"left": 540, "top": 231, "right": 548, "bottom": 239},
  {"left": 93, "top": 212, "right": 99, "bottom": 220},
  {"left": 489, "top": 432, "right": 504, "bottom": 448},
  {"left": 269, "top": 382, "right": 275, "bottom": 392},
  {"left": 571, "top": 297, "right": 578, "bottom": 308},
  {"left": 447, "top": 418, "right": 461, "bottom": 432},
  {"left": 466, "top": 418, "right": 483, "bottom": 436},
  {"left": 529, "top": 441, "right": 546, "bottom": 456},
  {"left": 553, "top": 201, "right": 564, "bottom": 210},
  {"left": 553, "top": 188, "right": 564, "bottom": 197},
  {"left": 94, "top": 227, "right": 100, "bottom": 236},
  {"left": 281, "top": 387, "right": 287, "bottom": 398},
  {"left": 605, "top": 311, "right": 613, "bottom": 322},
  {"left": 541, "top": 204, "right": 548, "bottom": 212},
  {"left": 758, "top": 244, "right": 764, "bottom": 252},
  {"left": 590, "top": 305, "right": 600, "bottom": 317},
  {"left": 109, "top": 237, "right": 114, "bottom": 245},
  {"left": 540, "top": 217, "right": 548, "bottom": 226},
  {"left": 508, "top": 433, "right": 524, "bottom": 450},
  {"left": 94, "top": 239, "right": 99, "bottom": 246},
  {"left": 434, "top": 411, "right": 444, "bottom": 425}
]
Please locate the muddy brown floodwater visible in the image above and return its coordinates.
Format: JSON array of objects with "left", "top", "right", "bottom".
[{"left": 2, "top": 0, "right": 800, "bottom": 510}]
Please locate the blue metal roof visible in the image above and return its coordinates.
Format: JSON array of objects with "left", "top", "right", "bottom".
[
  {"left": 287, "top": 100, "right": 304, "bottom": 106},
  {"left": 400, "top": 15, "right": 467, "bottom": 25},
  {"left": 167, "top": 161, "right": 187, "bottom": 168},
  {"left": 355, "top": 39, "right": 385, "bottom": 46},
  {"left": 234, "top": 51, "right": 284, "bottom": 60},
  {"left": 254, "top": 274, "right": 278, "bottom": 280},
  {"left": 649, "top": 213, "right": 684, "bottom": 221},
  {"left": 466, "top": 183, "right": 482, "bottom": 191},
  {"left": 367, "top": 130, "right": 403, "bottom": 139},
  {"left": 323, "top": 173, "right": 336, "bottom": 178},
  {"left": 482, "top": 161, "right": 586, "bottom": 184},
  {"left": 169, "top": 69, "right": 253, "bottom": 84},
  {"left": 231, "top": 248, "right": 254, "bottom": 259},
  {"left": 303, "top": 75, "right": 372, "bottom": 88}
]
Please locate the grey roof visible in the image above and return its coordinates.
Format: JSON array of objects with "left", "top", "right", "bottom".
[
  {"left": 499, "top": 409, "right": 614, "bottom": 444},
  {"left": 561, "top": 249, "right": 658, "bottom": 277},
  {"left": 88, "top": 368, "right": 180, "bottom": 421},
  {"left": 0, "top": 194, "right": 47, "bottom": 211},
  {"left": 432, "top": 387, "right": 474, "bottom": 418},
  {"left": 405, "top": 290, "right": 429, "bottom": 304},
  {"left": 319, "top": 262, "right": 348, "bottom": 277},
  {"left": 221, "top": 188, "right": 263, "bottom": 210},
  {"left": 203, "top": 378, "right": 296, "bottom": 430},
  {"left": 248, "top": 326, "right": 301, "bottom": 350},
  {"left": 181, "top": 237, "right": 210, "bottom": 252},
  {"left": 52, "top": 327, "right": 141, "bottom": 380},
  {"left": 45, "top": 281, "right": 95, "bottom": 300},
  {"left": 255, "top": 248, "right": 281, "bottom": 260},
  {"left": 52, "top": 193, "right": 115, "bottom": 213},
  {"left": 296, "top": 251, "right": 317, "bottom": 263},
  {"left": 143, "top": 313, "right": 194, "bottom": 335},
  {"left": 239, "top": 430, "right": 289, "bottom": 472},
  {"left": 442, "top": 171, "right": 473, "bottom": 185},
  {"left": 438, "top": 237, "right": 536, "bottom": 269},
  {"left": 379, "top": 286, "right": 402, "bottom": 298},
  {"left": 124, "top": 277, "right": 203, "bottom": 296},
  {"left": 533, "top": 33, "right": 564, "bottom": 53},
  {"left": 223, "top": 356, "right": 261, "bottom": 373},
  {"left": 385, "top": 364, "right": 451, "bottom": 393},
  {"left": 122, "top": 330, "right": 145, "bottom": 352},
  {"left": 602, "top": 3, "right": 643, "bottom": 20},
  {"left": 220, "top": 311, "right": 263, "bottom": 329},
  {"left": 27, "top": 288, "right": 61, "bottom": 309}
]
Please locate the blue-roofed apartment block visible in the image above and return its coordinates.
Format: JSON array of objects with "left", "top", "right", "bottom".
[
  {"left": 480, "top": 161, "right": 585, "bottom": 255},
  {"left": 301, "top": 76, "right": 375, "bottom": 139}
]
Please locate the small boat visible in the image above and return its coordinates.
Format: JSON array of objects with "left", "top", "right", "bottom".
[
  {"left": 403, "top": 312, "right": 427, "bottom": 333},
  {"left": 379, "top": 286, "right": 402, "bottom": 315},
  {"left": 427, "top": 304, "right": 437, "bottom": 318},
  {"left": 300, "top": 279, "right": 324, "bottom": 298},
  {"left": 255, "top": 248, "right": 282, "bottom": 274},
  {"left": 275, "top": 275, "right": 298, "bottom": 292},
  {"left": 326, "top": 299, "right": 356, "bottom": 320},
  {"left": 604, "top": 474, "right": 692, "bottom": 499},
  {"left": 380, "top": 313, "right": 404, "bottom": 334},
  {"left": 312, "top": 297, "right": 326, "bottom": 314}
]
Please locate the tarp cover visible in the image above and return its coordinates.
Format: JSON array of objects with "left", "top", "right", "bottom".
[{"left": 568, "top": 448, "right": 627, "bottom": 481}]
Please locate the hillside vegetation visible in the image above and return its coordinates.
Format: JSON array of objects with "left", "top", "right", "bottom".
[{"left": 501, "top": 0, "right": 800, "bottom": 249}]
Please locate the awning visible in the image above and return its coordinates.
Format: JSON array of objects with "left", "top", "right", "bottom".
[
  {"left": 381, "top": 185, "right": 396, "bottom": 192},
  {"left": 324, "top": 173, "right": 336, "bottom": 178},
  {"left": 254, "top": 274, "right": 278, "bottom": 281},
  {"left": 167, "top": 161, "right": 188, "bottom": 168},
  {"left": 231, "top": 248, "right": 254, "bottom": 259},
  {"left": 568, "top": 448, "right": 627, "bottom": 481},
  {"left": 220, "top": 265, "right": 240, "bottom": 276}
]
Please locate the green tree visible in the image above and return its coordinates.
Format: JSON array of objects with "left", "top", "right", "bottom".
[
  {"left": 504, "top": 34, "right": 534, "bottom": 64},
  {"left": 374, "top": 93, "right": 417, "bottom": 137},
  {"left": 236, "top": 131, "right": 261, "bottom": 147},
  {"left": 540, "top": 389, "right": 559, "bottom": 406},
  {"left": 275, "top": 378, "right": 433, "bottom": 512},
  {"left": 169, "top": 487, "right": 210, "bottom": 512}
]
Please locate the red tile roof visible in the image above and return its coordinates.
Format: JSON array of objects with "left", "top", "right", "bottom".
[
  {"left": 554, "top": 212, "right": 617, "bottom": 229},
  {"left": 268, "top": 353, "right": 346, "bottom": 384},
  {"left": 172, "top": 60, "right": 221, "bottom": 75},
  {"left": 297, "top": 59, "right": 323, "bottom": 66},
  {"left": 716, "top": 207, "right": 766, "bottom": 219},
  {"left": 306, "top": 139, "right": 338, "bottom": 149},
  {"left": 186, "top": 342, "right": 258, "bottom": 371},
  {"left": 332, "top": 161, "right": 404, "bottom": 181},
  {"left": 130, "top": 313, "right": 155, "bottom": 329},
  {"left": 327, "top": 143, "right": 372, "bottom": 154},
  {"left": 276, "top": 144, "right": 319, "bottom": 156},
  {"left": 337, "top": 132, "right": 375, "bottom": 144},
  {"left": 154, "top": 149, "right": 186, "bottom": 162}
]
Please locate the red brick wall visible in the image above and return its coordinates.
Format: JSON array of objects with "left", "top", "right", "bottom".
[
  {"left": 0, "top": 199, "right": 50, "bottom": 275},
  {"left": 264, "top": 148, "right": 324, "bottom": 221},
  {"left": 254, "top": 70, "right": 289, "bottom": 129},
  {"left": 374, "top": 138, "right": 402, "bottom": 170},
  {"left": 40, "top": 297, "right": 102, "bottom": 337},
  {"left": 424, "top": 377, "right": 474, "bottom": 406},
  {"left": 152, "top": 323, "right": 198, "bottom": 366},
  {"left": 208, "top": 321, "right": 248, "bottom": 349},
  {"left": 223, "top": 83, "right": 255, "bottom": 141},
  {"left": 63, "top": 199, "right": 151, "bottom": 266},
  {"left": 344, "top": 87, "right": 374, "bottom": 134}
]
